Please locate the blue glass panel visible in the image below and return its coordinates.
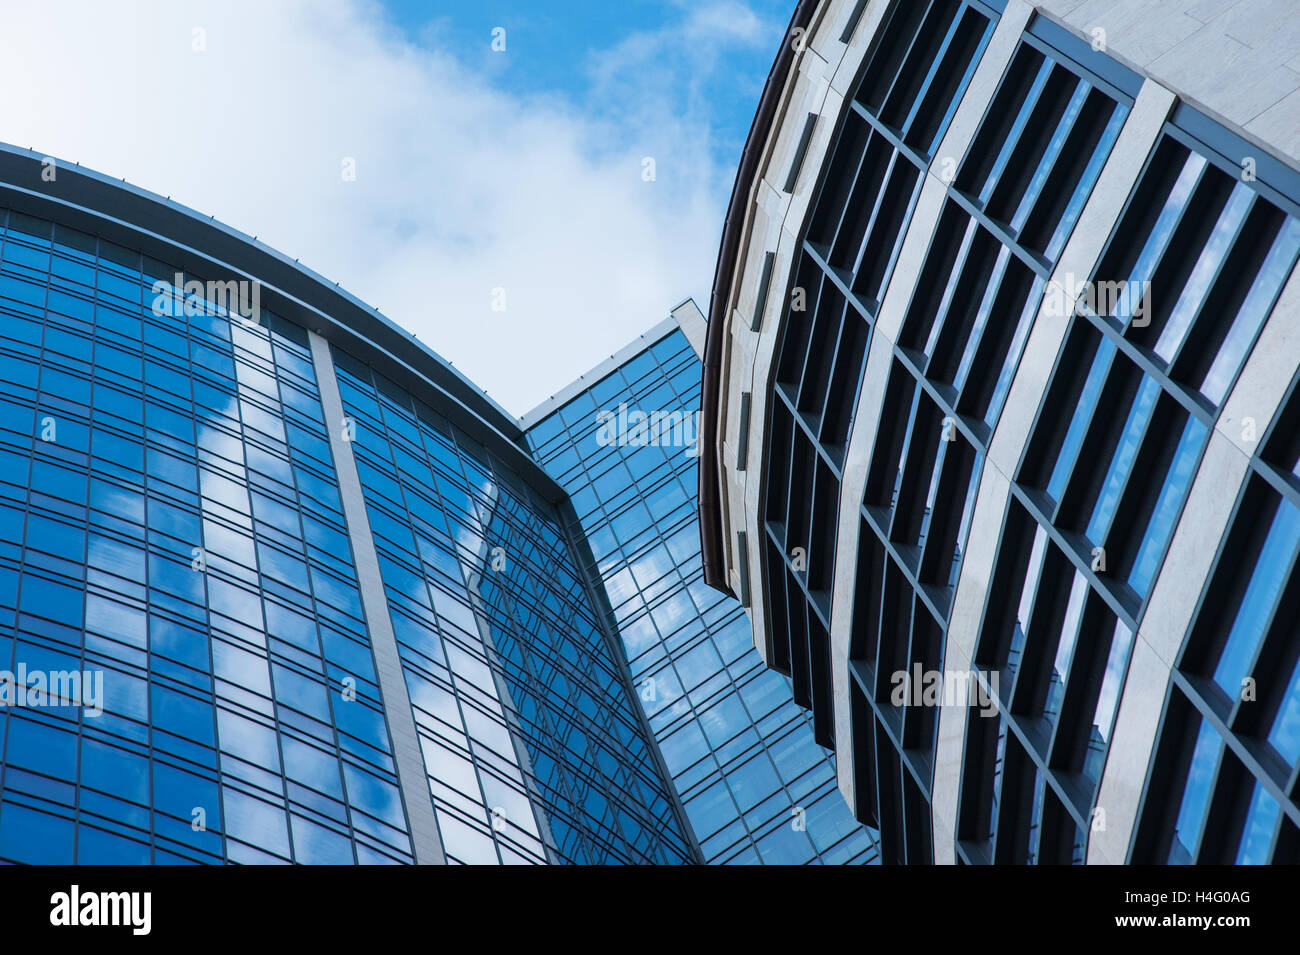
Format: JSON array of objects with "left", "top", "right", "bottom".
[
  {"left": 1213, "top": 496, "right": 1300, "bottom": 697},
  {"left": 1168, "top": 718, "right": 1222, "bottom": 864}
]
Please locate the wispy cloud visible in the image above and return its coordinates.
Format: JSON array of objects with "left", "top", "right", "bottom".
[
  {"left": 0, "top": 0, "right": 773, "bottom": 414},
  {"left": 585, "top": 1, "right": 776, "bottom": 159}
]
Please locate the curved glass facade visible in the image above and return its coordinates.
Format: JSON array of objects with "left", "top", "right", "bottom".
[
  {"left": 331, "top": 348, "right": 695, "bottom": 863},
  {"left": 0, "top": 188, "right": 696, "bottom": 865},
  {"left": 0, "top": 208, "right": 411, "bottom": 863},
  {"left": 527, "top": 326, "right": 879, "bottom": 863}
]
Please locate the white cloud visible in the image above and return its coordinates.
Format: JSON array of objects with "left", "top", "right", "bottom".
[{"left": 0, "top": 0, "right": 762, "bottom": 415}]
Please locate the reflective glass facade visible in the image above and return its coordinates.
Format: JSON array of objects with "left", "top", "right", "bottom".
[
  {"left": 0, "top": 208, "right": 412, "bottom": 864},
  {"left": 526, "top": 326, "right": 878, "bottom": 863},
  {"left": 0, "top": 184, "right": 696, "bottom": 865},
  {"left": 332, "top": 350, "right": 695, "bottom": 864}
]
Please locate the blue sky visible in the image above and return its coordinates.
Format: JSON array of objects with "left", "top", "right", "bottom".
[
  {"left": 2, "top": 0, "right": 793, "bottom": 414},
  {"left": 379, "top": 0, "right": 791, "bottom": 171}
]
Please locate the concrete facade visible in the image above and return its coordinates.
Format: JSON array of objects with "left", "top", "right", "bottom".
[{"left": 706, "top": 0, "right": 1300, "bottom": 862}]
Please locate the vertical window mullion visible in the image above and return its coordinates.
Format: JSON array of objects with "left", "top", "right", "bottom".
[
  {"left": 1008, "top": 78, "right": 1091, "bottom": 234},
  {"left": 876, "top": 0, "right": 945, "bottom": 128},
  {"left": 919, "top": 217, "right": 980, "bottom": 363},
  {"left": 897, "top": 7, "right": 966, "bottom": 140},
  {"left": 975, "top": 58, "right": 1054, "bottom": 207},
  {"left": 850, "top": 147, "right": 907, "bottom": 278},
  {"left": 951, "top": 245, "right": 1012, "bottom": 393}
]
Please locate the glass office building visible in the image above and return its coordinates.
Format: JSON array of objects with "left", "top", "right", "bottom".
[
  {"left": 700, "top": 0, "right": 1300, "bottom": 864},
  {"left": 524, "top": 317, "right": 878, "bottom": 863},
  {"left": 0, "top": 145, "right": 696, "bottom": 865},
  {"left": 329, "top": 351, "right": 695, "bottom": 864}
]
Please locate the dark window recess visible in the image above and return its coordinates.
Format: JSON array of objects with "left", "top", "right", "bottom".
[
  {"left": 783, "top": 113, "right": 819, "bottom": 194},
  {"left": 874, "top": 719, "right": 905, "bottom": 862},
  {"left": 851, "top": 156, "right": 922, "bottom": 309},
  {"left": 840, "top": 0, "right": 871, "bottom": 44},
  {"left": 955, "top": 41, "right": 1126, "bottom": 260},
  {"left": 765, "top": 536, "right": 792, "bottom": 674},
  {"left": 851, "top": 679, "right": 880, "bottom": 826},
  {"left": 956, "top": 708, "right": 1002, "bottom": 861},
  {"left": 819, "top": 309, "right": 869, "bottom": 459},
  {"left": 765, "top": 400, "right": 794, "bottom": 530},
  {"left": 1019, "top": 315, "right": 1208, "bottom": 609},
  {"left": 858, "top": 0, "right": 992, "bottom": 160},
  {"left": 1089, "top": 133, "right": 1300, "bottom": 407},
  {"left": 850, "top": 525, "right": 886, "bottom": 667},
  {"left": 975, "top": 496, "right": 1040, "bottom": 674},
  {"left": 775, "top": 256, "right": 824, "bottom": 387},
  {"left": 750, "top": 251, "right": 776, "bottom": 332},
  {"left": 1264, "top": 373, "right": 1300, "bottom": 482},
  {"left": 807, "top": 108, "right": 875, "bottom": 252}
]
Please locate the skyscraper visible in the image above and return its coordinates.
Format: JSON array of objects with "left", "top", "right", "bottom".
[
  {"left": 523, "top": 302, "right": 878, "bottom": 863},
  {"left": 0, "top": 143, "right": 697, "bottom": 865},
  {"left": 699, "top": 0, "right": 1300, "bottom": 864}
]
